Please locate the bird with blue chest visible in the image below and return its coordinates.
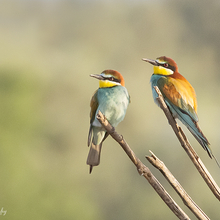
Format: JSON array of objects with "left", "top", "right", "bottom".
[
  {"left": 143, "top": 56, "right": 219, "bottom": 166},
  {"left": 87, "top": 69, "right": 130, "bottom": 173}
]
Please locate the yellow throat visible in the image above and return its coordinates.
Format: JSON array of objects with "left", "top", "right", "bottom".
[
  {"left": 99, "top": 80, "right": 119, "bottom": 88},
  {"left": 153, "top": 66, "right": 174, "bottom": 76}
]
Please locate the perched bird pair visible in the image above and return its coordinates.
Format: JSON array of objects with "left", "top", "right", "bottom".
[{"left": 87, "top": 56, "right": 218, "bottom": 173}]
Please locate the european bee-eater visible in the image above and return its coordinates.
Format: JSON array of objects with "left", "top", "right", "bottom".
[
  {"left": 143, "top": 56, "right": 219, "bottom": 165},
  {"left": 87, "top": 69, "right": 130, "bottom": 173}
]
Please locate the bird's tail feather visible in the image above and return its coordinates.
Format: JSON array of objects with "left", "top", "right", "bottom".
[
  {"left": 87, "top": 142, "right": 102, "bottom": 173},
  {"left": 187, "top": 124, "right": 212, "bottom": 158},
  {"left": 87, "top": 126, "right": 109, "bottom": 173},
  {"left": 212, "top": 154, "right": 220, "bottom": 168},
  {"left": 188, "top": 125, "right": 220, "bottom": 168},
  {"left": 166, "top": 101, "right": 220, "bottom": 168},
  {"left": 169, "top": 102, "right": 212, "bottom": 157}
]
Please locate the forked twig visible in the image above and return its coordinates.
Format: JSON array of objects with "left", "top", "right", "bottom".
[
  {"left": 147, "top": 151, "right": 210, "bottom": 220},
  {"left": 97, "top": 110, "right": 198, "bottom": 220}
]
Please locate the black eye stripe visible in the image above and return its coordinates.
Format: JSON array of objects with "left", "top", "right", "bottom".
[
  {"left": 103, "top": 77, "right": 120, "bottom": 83},
  {"left": 158, "top": 63, "right": 176, "bottom": 72}
]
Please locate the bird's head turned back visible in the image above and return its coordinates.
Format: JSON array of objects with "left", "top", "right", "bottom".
[
  {"left": 143, "top": 56, "right": 178, "bottom": 76},
  {"left": 90, "top": 69, "right": 125, "bottom": 88}
]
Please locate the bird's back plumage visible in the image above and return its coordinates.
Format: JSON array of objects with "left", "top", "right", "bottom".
[
  {"left": 144, "top": 56, "right": 217, "bottom": 162},
  {"left": 151, "top": 70, "right": 213, "bottom": 158}
]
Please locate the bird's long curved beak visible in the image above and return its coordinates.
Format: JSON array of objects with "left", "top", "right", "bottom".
[
  {"left": 142, "top": 58, "right": 158, "bottom": 66},
  {"left": 90, "top": 74, "right": 105, "bottom": 80}
]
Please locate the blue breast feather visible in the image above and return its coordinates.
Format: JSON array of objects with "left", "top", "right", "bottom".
[{"left": 93, "top": 86, "right": 130, "bottom": 128}]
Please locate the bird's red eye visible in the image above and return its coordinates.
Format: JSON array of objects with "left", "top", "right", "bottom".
[{"left": 164, "top": 63, "right": 168, "bottom": 67}]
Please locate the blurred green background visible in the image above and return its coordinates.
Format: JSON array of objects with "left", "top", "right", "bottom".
[{"left": 1, "top": 0, "right": 220, "bottom": 219}]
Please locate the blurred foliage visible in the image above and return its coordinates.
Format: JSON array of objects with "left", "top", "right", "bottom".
[{"left": 0, "top": 0, "right": 220, "bottom": 219}]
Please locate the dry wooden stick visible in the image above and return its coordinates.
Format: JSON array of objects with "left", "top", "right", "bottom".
[
  {"left": 147, "top": 151, "right": 210, "bottom": 220},
  {"left": 96, "top": 110, "right": 190, "bottom": 220},
  {"left": 153, "top": 86, "right": 220, "bottom": 201}
]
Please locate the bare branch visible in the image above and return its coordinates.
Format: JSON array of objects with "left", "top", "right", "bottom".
[
  {"left": 153, "top": 86, "right": 220, "bottom": 201},
  {"left": 147, "top": 151, "right": 210, "bottom": 220},
  {"left": 97, "top": 110, "right": 190, "bottom": 220}
]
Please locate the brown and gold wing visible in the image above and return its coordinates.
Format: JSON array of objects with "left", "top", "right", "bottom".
[{"left": 157, "top": 77, "right": 198, "bottom": 121}]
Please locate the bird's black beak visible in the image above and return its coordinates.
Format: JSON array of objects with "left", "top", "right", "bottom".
[
  {"left": 90, "top": 74, "right": 105, "bottom": 80},
  {"left": 142, "top": 58, "right": 158, "bottom": 66}
]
